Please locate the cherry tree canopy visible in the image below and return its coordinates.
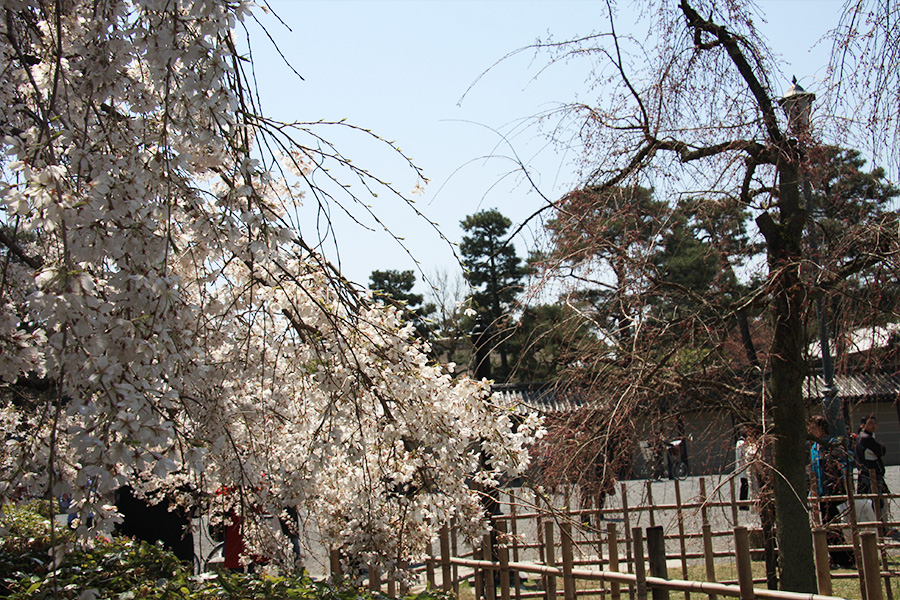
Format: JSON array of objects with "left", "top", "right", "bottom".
[{"left": 0, "top": 0, "right": 539, "bottom": 569}]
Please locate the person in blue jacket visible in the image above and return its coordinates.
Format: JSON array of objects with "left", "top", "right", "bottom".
[{"left": 809, "top": 415, "right": 855, "bottom": 568}]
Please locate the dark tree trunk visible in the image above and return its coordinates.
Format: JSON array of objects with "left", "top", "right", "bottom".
[{"left": 758, "top": 157, "right": 817, "bottom": 592}]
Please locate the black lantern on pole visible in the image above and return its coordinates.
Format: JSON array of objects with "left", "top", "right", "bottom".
[{"left": 778, "top": 77, "right": 815, "bottom": 136}]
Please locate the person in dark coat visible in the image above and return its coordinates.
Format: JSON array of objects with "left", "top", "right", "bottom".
[{"left": 855, "top": 415, "right": 887, "bottom": 496}]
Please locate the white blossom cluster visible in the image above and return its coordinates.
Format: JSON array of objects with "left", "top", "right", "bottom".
[{"left": 0, "top": 0, "right": 540, "bottom": 571}]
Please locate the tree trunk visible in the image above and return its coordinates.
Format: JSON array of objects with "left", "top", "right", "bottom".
[{"left": 760, "top": 157, "right": 817, "bottom": 592}]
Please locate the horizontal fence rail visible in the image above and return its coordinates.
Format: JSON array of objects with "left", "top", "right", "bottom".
[{"left": 325, "top": 476, "right": 900, "bottom": 600}]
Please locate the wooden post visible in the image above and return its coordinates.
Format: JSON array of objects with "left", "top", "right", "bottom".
[
  {"left": 368, "top": 565, "right": 381, "bottom": 593},
  {"left": 608, "top": 521, "right": 621, "bottom": 600},
  {"left": 399, "top": 559, "right": 409, "bottom": 597},
  {"left": 871, "top": 474, "right": 895, "bottom": 600},
  {"left": 388, "top": 574, "right": 396, "bottom": 598},
  {"left": 544, "top": 520, "right": 558, "bottom": 600},
  {"left": 646, "top": 481, "right": 656, "bottom": 528},
  {"left": 475, "top": 536, "right": 485, "bottom": 600},
  {"left": 561, "top": 521, "right": 576, "bottom": 600},
  {"left": 497, "top": 519, "right": 511, "bottom": 600},
  {"left": 633, "top": 527, "right": 648, "bottom": 600},
  {"left": 734, "top": 526, "right": 755, "bottom": 600},
  {"left": 621, "top": 482, "right": 634, "bottom": 575},
  {"left": 538, "top": 496, "right": 547, "bottom": 565},
  {"left": 729, "top": 476, "right": 739, "bottom": 526},
  {"left": 510, "top": 491, "right": 522, "bottom": 600},
  {"left": 451, "top": 520, "right": 460, "bottom": 596},
  {"left": 861, "top": 531, "right": 884, "bottom": 600},
  {"left": 702, "top": 523, "right": 717, "bottom": 600},
  {"left": 440, "top": 524, "right": 452, "bottom": 592},
  {"left": 330, "top": 549, "right": 342, "bottom": 580},
  {"left": 698, "top": 478, "right": 709, "bottom": 526},
  {"left": 844, "top": 470, "right": 866, "bottom": 600},
  {"left": 813, "top": 527, "right": 832, "bottom": 597},
  {"left": 646, "top": 526, "right": 669, "bottom": 600},
  {"left": 700, "top": 477, "right": 717, "bottom": 600},
  {"left": 596, "top": 492, "right": 607, "bottom": 572},
  {"left": 674, "top": 479, "right": 690, "bottom": 600},
  {"left": 484, "top": 532, "right": 496, "bottom": 600}
]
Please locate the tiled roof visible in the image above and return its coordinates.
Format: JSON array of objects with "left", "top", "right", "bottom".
[
  {"left": 805, "top": 371, "right": 900, "bottom": 401},
  {"left": 496, "top": 369, "right": 900, "bottom": 414},
  {"left": 491, "top": 382, "right": 586, "bottom": 414}
]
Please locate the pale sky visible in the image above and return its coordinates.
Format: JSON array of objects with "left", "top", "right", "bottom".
[{"left": 246, "top": 0, "right": 845, "bottom": 296}]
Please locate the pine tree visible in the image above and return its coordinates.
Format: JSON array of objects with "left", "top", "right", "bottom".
[{"left": 460, "top": 209, "right": 526, "bottom": 378}]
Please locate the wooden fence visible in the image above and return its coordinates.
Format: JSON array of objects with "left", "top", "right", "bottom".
[{"left": 337, "top": 476, "right": 900, "bottom": 600}]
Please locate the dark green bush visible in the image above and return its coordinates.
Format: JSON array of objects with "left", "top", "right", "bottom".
[{"left": 0, "top": 501, "right": 454, "bottom": 600}]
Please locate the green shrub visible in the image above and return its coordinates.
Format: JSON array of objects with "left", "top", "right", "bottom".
[{"left": 0, "top": 501, "right": 455, "bottom": 600}]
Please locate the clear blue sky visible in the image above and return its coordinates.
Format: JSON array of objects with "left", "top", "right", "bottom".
[{"left": 247, "top": 0, "right": 844, "bottom": 296}]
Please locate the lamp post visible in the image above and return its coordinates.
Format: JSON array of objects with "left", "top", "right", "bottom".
[{"left": 778, "top": 77, "right": 847, "bottom": 441}]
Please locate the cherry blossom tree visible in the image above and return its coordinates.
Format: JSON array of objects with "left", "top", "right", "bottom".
[{"left": 0, "top": 0, "right": 540, "bottom": 572}]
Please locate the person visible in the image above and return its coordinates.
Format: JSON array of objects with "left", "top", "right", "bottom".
[
  {"left": 808, "top": 416, "right": 855, "bottom": 568},
  {"left": 734, "top": 424, "right": 760, "bottom": 511},
  {"left": 735, "top": 432, "right": 749, "bottom": 509},
  {"left": 855, "top": 415, "right": 887, "bottom": 496}
]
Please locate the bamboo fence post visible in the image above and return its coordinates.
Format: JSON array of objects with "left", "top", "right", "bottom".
[
  {"left": 646, "top": 526, "right": 669, "bottom": 600},
  {"left": 484, "top": 532, "right": 497, "bottom": 600},
  {"left": 729, "top": 476, "right": 738, "bottom": 526},
  {"left": 497, "top": 519, "right": 511, "bottom": 600},
  {"left": 621, "top": 482, "right": 634, "bottom": 576},
  {"left": 733, "top": 526, "right": 755, "bottom": 600},
  {"left": 451, "top": 519, "right": 460, "bottom": 596},
  {"left": 608, "top": 521, "right": 621, "bottom": 600},
  {"left": 812, "top": 527, "right": 832, "bottom": 597},
  {"left": 538, "top": 497, "right": 546, "bottom": 565},
  {"left": 475, "top": 536, "right": 485, "bottom": 600},
  {"left": 561, "top": 521, "right": 576, "bottom": 600},
  {"left": 596, "top": 492, "right": 607, "bottom": 572},
  {"left": 698, "top": 478, "right": 710, "bottom": 527},
  {"left": 699, "top": 477, "right": 717, "bottom": 600},
  {"left": 673, "top": 479, "right": 690, "bottom": 600},
  {"left": 809, "top": 477, "right": 822, "bottom": 528},
  {"left": 646, "top": 481, "right": 656, "bottom": 528},
  {"left": 440, "top": 524, "right": 452, "bottom": 592},
  {"left": 544, "top": 520, "right": 558, "bottom": 600},
  {"left": 368, "top": 565, "right": 381, "bottom": 593},
  {"left": 427, "top": 553, "right": 436, "bottom": 589},
  {"left": 702, "top": 523, "right": 717, "bottom": 600},
  {"left": 596, "top": 490, "right": 604, "bottom": 533},
  {"left": 872, "top": 473, "right": 894, "bottom": 600},
  {"left": 329, "top": 549, "right": 342, "bottom": 580},
  {"left": 510, "top": 490, "right": 522, "bottom": 600},
  {"left": 633, "top": 527, "right": 648, "bottom": 600},
  {"left": 399, "top": 559, "right": 409, "bottom": 597},
  {"left": 843, "top": 470, "right": 865, "bottom": 598},
  {"left": 861, "top": 530, "right": 884, "bottom": 600}
]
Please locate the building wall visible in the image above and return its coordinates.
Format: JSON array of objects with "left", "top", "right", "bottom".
[
  {"left": 628, "top": 409, "right": 737, "bottom": 479},
  {"left": 627, "top": 399, "right": 900, "bottom": 480}
]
